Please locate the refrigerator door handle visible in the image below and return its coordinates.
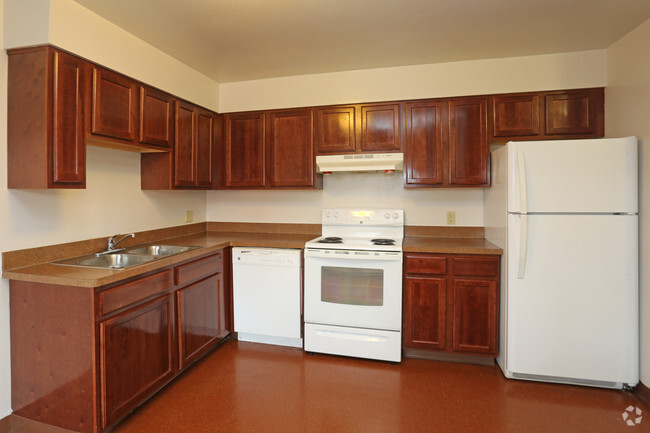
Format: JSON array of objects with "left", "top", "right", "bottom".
[
  {"left": 517, "top": 149, "right": 528, "bottom": 213},
  {"left": 518, "top": 214, "right": 528, "bottom": 279}
]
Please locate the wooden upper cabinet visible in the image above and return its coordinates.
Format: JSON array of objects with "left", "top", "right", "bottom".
[
  {"left": 52, "top": 51, "right": 87, "bottom": 186},
  {"left": 139, "top": 87, "right": 173, "bottom": 148},
  {"left": 267, "top": 109, "right": 317, "bottom": 188},
  {"left": 492, "top": 94, "right": 541, "bottom": 137},
  {"left": 315, "top": 103, "right": 401, "bottom": 154},
  {"left": 315, "top": 106, "right": 356, "bottom": 154},
  {"left": 90, "top": 66, "right": 138, "bottom": 142},
  {"left": 448, "top": 97, "right": 488, "bottom": 186},
  {"left": 360, "top": 103, "right": 401, "bottom": 152},
  {"left": 174, "top": 101, "right": 213, "bottom": 188},
  {"left": 8, "top": 46, "right": 87, "bottom": 189},
  {"left": 545, "top": 88, "right": 604, "bottom": 137},
  {"left": 174, "top": 102, "right": 196, "bottom": 186},
  {"left": 489, "top": 88, "right": 604, "bottom": 141},
  {"left": 405, "top": 100, "right": 446, "bottom": 186},
  {"left": 224, "top": 112, "right": 266, "bottom": 188},
  {"left": 196, "top": 109, "right": 214, "bottom": 187}
]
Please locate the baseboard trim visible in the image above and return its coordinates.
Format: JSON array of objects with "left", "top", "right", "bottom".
[
  {"left": 403, "top": 349, "right": 495, "bottom": 366},
  {"left": 636, "top": 382, "right": 650, "bottom": 408},
  {"left": 0, "top": 414, "right": 77, "bottom": 433}
]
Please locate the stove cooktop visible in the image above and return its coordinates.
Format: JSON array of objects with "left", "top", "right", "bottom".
[{"left": 305, "top": 235, "right": 403, "bottom": 252}]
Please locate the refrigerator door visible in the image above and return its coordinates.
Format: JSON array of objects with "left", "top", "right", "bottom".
[
  {"left": 505, "top": 213, "right": 638, "bottom": 386},
  {"left": 507, "top": 137, "right": 638, "bottom": 213}
]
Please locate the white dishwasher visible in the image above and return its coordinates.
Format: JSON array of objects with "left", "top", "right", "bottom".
[{"left": 232, "top": 247, "right": 303, "bottom": 348}]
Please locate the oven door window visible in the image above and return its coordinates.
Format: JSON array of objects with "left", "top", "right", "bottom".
[{"left": 321, "top": 266, "right": 384, "bottom": 306}]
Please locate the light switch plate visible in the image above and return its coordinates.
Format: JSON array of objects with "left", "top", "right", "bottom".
[
  {"left": 185, "top": 210, "right": 194, "bottom": 223},
  {"left": 446, "top": 211, "right": 456, "bottom": 225}
]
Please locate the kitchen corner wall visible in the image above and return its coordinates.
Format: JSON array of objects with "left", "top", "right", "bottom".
[
  {"left": 606, "top": 18, "right": 650, "bottom": 387},
  {"left": 0, "top": 0, "right": 219, "bottom": 418},
  {"left": 209, "top": 50, "right": 607, "bottom": 226}
]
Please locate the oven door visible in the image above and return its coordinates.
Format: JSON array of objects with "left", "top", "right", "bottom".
[{"left": 304, "top": 248, "right": 402, "bottom": 331}]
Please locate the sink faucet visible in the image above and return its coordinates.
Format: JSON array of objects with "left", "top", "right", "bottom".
[{"left": 96, "top": 233, "right": 135, "bottom": 256}]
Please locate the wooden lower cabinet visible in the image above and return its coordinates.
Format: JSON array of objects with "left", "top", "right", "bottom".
[
  {"left": 100, "top": 294, "right": 176, "bottom": 429},
  {"left": 403, "top": 253, "right": 500, "bottom": 359},
  {"left": 9, "top": 250, "right": 229, "bottom": 433},
  {"left": 177, "top": 273, "right": 226, "bottom": 369}
]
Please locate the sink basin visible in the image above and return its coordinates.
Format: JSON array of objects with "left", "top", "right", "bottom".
[
  {"left": 125, "top": 245, "right": 200, "bottom": 256},
  {"left": 71, "top": 253, "right": 157, "bottom": 270},
  {"left": 53, "top": 244, "right": 201, "bottom": 270}
]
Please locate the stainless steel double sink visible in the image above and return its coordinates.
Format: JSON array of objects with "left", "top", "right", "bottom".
[{"left": 54, "top": 245, "right": 201, "bottom": 270}]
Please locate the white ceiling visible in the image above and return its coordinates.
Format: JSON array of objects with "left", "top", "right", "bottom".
[{"left": 74, "top": 0, "right": 650, "bottom": 83}]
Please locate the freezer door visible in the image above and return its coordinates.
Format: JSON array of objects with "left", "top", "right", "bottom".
[
  {"left": 507, "top": 137, "right": 638, "bottom": 213},
  {"left": 505, "top": 213, "right": 638, "bottom": 385}
]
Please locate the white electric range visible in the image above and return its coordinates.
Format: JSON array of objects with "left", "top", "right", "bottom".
[{"left": 303, "top": 208, "right": 404, "bottom": 362}]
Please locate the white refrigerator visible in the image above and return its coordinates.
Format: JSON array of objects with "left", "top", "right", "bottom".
[{"left": 484, "top": 137, "right": 639, "bottom": 389}]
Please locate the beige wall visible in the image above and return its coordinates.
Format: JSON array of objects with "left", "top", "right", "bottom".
[
  {"left": 209, "top": 50, "right": 607, "bottom": 226},
  {"left": 606, "top": 18, "right": 650, "bottom": 386},
  {"left": 0, "top": 0, "right": 219, "bottom": 418},
  {"left": 219, "top": 50, "right": 606, "bottom": 113}
]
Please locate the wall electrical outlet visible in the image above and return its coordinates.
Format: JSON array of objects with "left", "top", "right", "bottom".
[
  {"left": 185, "top": 210, "right": 194, "bottom": 223},
  {"left": 446, "top": 211, "right": 456, "bottom": 225}
]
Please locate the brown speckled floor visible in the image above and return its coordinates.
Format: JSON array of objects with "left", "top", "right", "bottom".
[{"left": 104, "top": 340, "right": 650, "bottom": 433}]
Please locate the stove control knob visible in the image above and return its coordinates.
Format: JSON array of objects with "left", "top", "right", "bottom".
[
  {"left": 392, "top": 212, "right": 399, "bottom": 219},
  {"left": 334, "top": 211, "right": 340, "bottom": 218},
  {"left": 325, "top": 211, "right": 331, "bottom": 218},
  {"left": 384, "top": 212, "right": 390, "bottom": 219}
]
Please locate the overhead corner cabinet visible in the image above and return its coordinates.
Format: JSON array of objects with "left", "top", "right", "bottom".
[
  {"left": 405, "top": 97, "right": 488, "bottom": 187},
  {"left": 141, "top": 100, "right": 221, "bottom": 190},
  {"left": 8, "top": 46, "right": 86, "bottom": 188},
  {"left": 223, "top": 108, "right": 321, "bottom": 189}
]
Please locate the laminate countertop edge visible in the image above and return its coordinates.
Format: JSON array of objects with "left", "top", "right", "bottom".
[{"left": 3, "top": 230, "right": 502, "bottom": 288}]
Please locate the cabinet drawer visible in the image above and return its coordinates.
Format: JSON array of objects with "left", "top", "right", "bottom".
[
  {"left": 175, "top": 252, "right": 223, "bottom": 286},
  {"left": 99, "top": 270, "right": 172, "bottom": 316},
  {"left": 405, "top": 255, "right": 447, "bottom": 275},
  {"left": 453, "top": 256, "right": 499, "bottom": 277}
]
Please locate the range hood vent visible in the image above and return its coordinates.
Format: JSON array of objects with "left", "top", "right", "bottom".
[{"left": 316, "top": 153, "right": 404, "bottom": 174}]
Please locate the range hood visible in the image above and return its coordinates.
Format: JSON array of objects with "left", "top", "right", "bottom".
[{"left": 316, "top": 153, "right": 403, "bottom": 174}]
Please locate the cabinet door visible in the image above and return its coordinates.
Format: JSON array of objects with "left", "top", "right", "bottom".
[
  {"left": 52, "top": 51, "right": 86, "bottom": 185},
  {"left": 491, "top": 94, "right": 541, "bottom": 138},
  {"left": 360, "top": 103, "right": 401, "bottom": 152},
  {"left": 99, "top": 295, "right": 175, "bottom": 429},
  {"left": 225, "top": 112, "right": 266, "bottom": 187},
  {"left": 403, "top": 276, "right": 447, "bottom": 350},
  {"left": 448, "top": 97, "right": 488, "bottom": 186},
  {"left": 90, "top": 67, "right": 138, "bottom": 142},
  {"left": 545, "top": 88, "right": 604, "bottom": 137},
  {"left": 139, "top": 87, "right": 173, "bottom": 147},
  {"left": 196, "top": 108, "right": 214, "bottom": 187},
  {"left": 177, "top": 274, "right": 222, "bottom": 369},
  {"left": 405, "top": 100, "right": 446, "bottom": 186},
  {"left": 174, "top": 101, "right": 196, "bottom": 187},
  {"left": 452, "top": 278, "right": 498, "bottom": 355},
  {"left": 267, "top": 109, "right": 315, "bottom": 187},
  {"left": 315, "top": 106, "right": 356, "bottom": 154}
]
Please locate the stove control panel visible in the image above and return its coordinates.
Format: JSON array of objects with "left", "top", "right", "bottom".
[{"left": 322, "top": 208, "right": 404, "bottom": 226}]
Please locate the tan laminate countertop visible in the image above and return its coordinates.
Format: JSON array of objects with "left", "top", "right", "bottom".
[{"left": 3, "top": 229, "right": 502, "bottom": 288}]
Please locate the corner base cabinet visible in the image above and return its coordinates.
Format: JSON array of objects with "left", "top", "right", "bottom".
[
  {"left": 403, "top": 253, "right": 500, "bottom": 358},
  {"left": 9, "top": 250, "right": 229, "bottom": 433}
]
